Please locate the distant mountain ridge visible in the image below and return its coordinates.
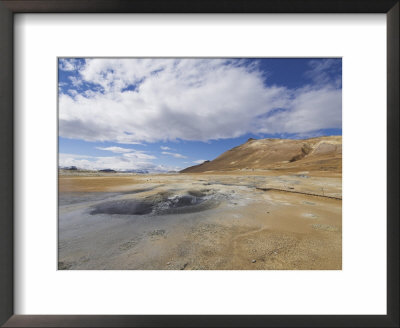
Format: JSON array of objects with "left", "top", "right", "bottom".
[
  {"left": 180, "top": 136, "right": 342, "bottom": 173},
  {"left": 59, "top": 167, "right": 150, "bottom": 174}
]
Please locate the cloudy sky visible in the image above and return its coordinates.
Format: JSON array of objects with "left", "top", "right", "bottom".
[{"left": 58, "top": 58, "right": 342, "bottom": 172}]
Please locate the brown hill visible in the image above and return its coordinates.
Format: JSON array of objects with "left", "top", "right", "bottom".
[{"left": 180, "top": 136, "right": 342, "bottom": 174}]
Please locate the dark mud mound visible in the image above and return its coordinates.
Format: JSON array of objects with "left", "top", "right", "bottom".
[
  {"left": 169, "top": 195, "right": 203, "bottom": 207},
  {"left": 154, "top": 194, "right": 218, "bottom": 215},
  {"left": 90, "top": 191, "right": 219, "bottom": 216},
  {"left": 90, "top": 199, "right": 154, "bottom": 215}
]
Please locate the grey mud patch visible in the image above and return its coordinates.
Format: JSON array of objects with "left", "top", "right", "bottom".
[
  {"left": 90, "top": 199, "right": 154, "bottom": 215},
  {"left": 148, "top": 229, "right": 166, "bottom": 236},
  {"left": 119, "top": 236, "right": 142, "bottom": 251},
  {"left": 89, "top": 191, "right": 221, "bottom": 216},
  {"left": 58, "top": 261, "right": 74, "bottom": 270}
]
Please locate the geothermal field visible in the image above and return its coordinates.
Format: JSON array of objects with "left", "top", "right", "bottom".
[{"left": 58, "top": 136, "right": 342, "bottom": 270}]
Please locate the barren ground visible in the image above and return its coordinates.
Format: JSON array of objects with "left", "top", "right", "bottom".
[{"left": 58, "top": 170, "right": 341, "bottom": 270}]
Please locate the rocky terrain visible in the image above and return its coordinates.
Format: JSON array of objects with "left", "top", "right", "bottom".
[{"left": 58, "top": 137, "right": 342, "bottom": 270}]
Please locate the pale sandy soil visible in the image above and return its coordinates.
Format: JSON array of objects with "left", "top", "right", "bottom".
[{"left": 58, "top": 171, "right": 341, "bottom": 270}]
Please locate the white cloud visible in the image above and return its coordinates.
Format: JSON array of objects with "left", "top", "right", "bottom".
[
  {"left": 59, "top": 153, "right": 162, "bottom": 171},
  {"left": 96, "top": 146, "right": 133, "bottom": 153},
  {"left": 193, "top": 159, "right": 207, "bottom": 164},
  {"left": 161, "top": 151, "right": 187, "bottom": 159},
  {"left": 95, "top": 146, "right": 156, "bottom": 160},
  {"left": 83, "top": 90, "right": 98, "bottom": 98},
  {"left": 122, "top": 152, "right": 156, "bottom": 160},
  {"left": 68, "top": 76, "right": 83, "bottom": 87},
  {"left": 254, "top": 86, "right": 342, "bottom": 134},
  {"left": 59, "top": 59, "right": 341, "bottom": 143},
  {"left": 305, "top": 59, "right": 342, "bottom": 87},
  {"left": 160, "top": 146, "right": 172, "bottom": 150},
  {"left": 68, "top": 89, "right": 78, "bottom": 97},
  {"left": 59, "top": 59, "right": 82, "bottom": 71}
]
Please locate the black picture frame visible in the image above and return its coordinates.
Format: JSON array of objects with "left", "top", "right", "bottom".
[{"left": 0, "top": 1, "right": 398, "bottom": 327}]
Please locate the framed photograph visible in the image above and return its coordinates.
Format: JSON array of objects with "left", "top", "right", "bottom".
[
  {"left": 1, "top": 0, "right": 398, "bottom": 327},
  {"left": 57, "top": 56, "right": 343, "bottom": 272}
]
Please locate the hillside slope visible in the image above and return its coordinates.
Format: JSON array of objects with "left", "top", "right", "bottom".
[{"left": 180, "top": 136, "right": 342, "bottom": 173}]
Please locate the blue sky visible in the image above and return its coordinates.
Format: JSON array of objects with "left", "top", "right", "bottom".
[{"left": 58, "top": 58, "right": 342, "bottom": 172}]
